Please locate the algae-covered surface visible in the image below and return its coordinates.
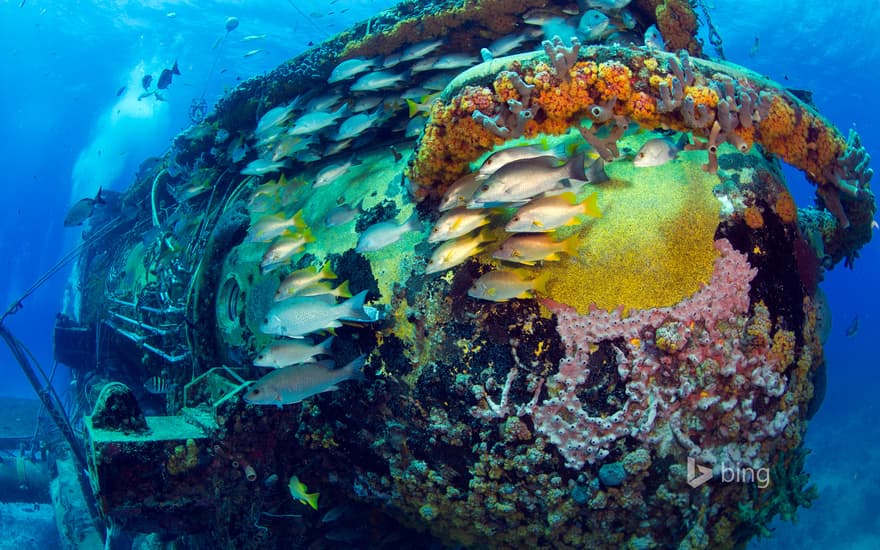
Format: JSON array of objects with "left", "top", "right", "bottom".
[
  {"left": 87, "top": 415, "right": 206, "bottom": 442},
  {"left": 547, "top": 133, "right": 722, "bottom": 313}
]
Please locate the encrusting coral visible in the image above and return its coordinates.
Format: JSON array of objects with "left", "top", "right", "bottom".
[{"left": 407, "top": 43, "right": 873, "bottom": 231}]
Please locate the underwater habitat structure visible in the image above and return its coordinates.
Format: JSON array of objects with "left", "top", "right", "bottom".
[{"left": 14, "top": 0, "right": 873, "bottom": 548}]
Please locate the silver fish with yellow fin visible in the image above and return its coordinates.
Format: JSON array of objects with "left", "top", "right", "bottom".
[
  {"left": 247, "top": 210, "right": 308, "bottom": 243},
  {"left": 289, "top": 103, "right": 349, "bottom": 136},
  {"left": 328, "top": 57, "right": 378, "bottom": 84},
  {"left": 469, "top": 153, "right": 593, "bottom": 208},
  {"left": 492, "top": 233, "right": 580, "bottom": 265},
  {"left": 261, "top": 291, "right": 374, "bottom": 338},
  {"left": 468, "top": 269, "right": 550, "bottom": 302},
  {"left": 275, "top": 263, "right": 338, "bottom": 301},
  {"left": 505, "top": 192, "right": 601, "bottom": 233},
  {"left": 477, "top": 145, "right": 560, "bottom": 177},
  {"left": 428, "top": 207, "right": 493, "bottom": 243},
  {"left": 241, "top": 158, "right": 287, "bottom": 176},
  {"left": 254, "top": 336, "right": 334, "bottom": 368},
  {"left": 244, "top": 355, "right": 366, "bottom": 407},
  {"left": 425, "top": 231, "right": 491, "bottom": 274},
  {"left": 260, "top": 229, "right": 315, "bottom": 273}
]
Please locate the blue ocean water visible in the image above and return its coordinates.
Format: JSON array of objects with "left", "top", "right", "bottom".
[{"left": 0, "top": 0, "right": 875, "bottom": 547}]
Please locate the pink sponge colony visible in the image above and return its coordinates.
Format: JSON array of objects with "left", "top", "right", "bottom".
[{"left": 529, "top": 239, "right": 795, "bottom": 471}]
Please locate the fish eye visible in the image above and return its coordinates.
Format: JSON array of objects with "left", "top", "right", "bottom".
[
  {"left": 512, "top": 216, "right": 520, "bottom": 222},
  {"left": 481, "top": 185, "right": 489, "bottom": 192},
  {"left": 252, "top": 389, "right": 260, "bottom": 395}
]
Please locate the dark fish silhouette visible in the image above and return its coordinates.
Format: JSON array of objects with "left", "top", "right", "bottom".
[
  {"left": 846, "top": 315, "right": 859, "bottom": 337},
  {"left": 157, "top": 60, "right": 181, "bottom": 90},
  {"left": 64, "top": 188, "right": 105, "bottom": 227},
  {"left": 115, "top": 85, "right": 126, "bottom": 96},
  {"left": 141, "top": 74, "right": 153, "bottom": 90}
]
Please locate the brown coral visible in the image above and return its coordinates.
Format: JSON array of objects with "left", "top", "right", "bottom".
[
  {"left": 744, "top": 206, "right": 765, "bottom": 229},
  {"left": 774, "top": 190, "right": 798, "bottom": 224},
  {"left": 655, "top": 0, "right": 702, "bottom": 56}
]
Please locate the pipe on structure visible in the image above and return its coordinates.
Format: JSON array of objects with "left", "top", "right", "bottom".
[{"left": 0, "top": 324, "right": 87, "bottom": 473}]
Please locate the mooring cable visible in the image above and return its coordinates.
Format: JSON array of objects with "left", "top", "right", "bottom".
[{"left": 0, "top": 215, "right": 123, "bottom": 324}]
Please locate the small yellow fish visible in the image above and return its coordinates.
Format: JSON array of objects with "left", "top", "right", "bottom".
[
  {"left": 261, "top": 229, "right": 315, "bottom": 273},
  {"left": 428, "top": 207, "right": 493, "bottom": 243},
  {"left": 468, "top": 269, "right": 550, "bottom": 302},
  {"left": 405, "top": 92, "right": 440, "bottom": 118},
  {"left": 272, "top": 135, "right": 311, "bottom": 161},
  {"left": 492, "top": 233, "right": 579, "bottom": 265},
  {"left": 275, "top": 263, "right": 338, "bottom": 300},
  {"left": 425, "top": 231, "right": 491, "bottom": 274},
  {"left": 294, "top": 280, "right": 353, "bottom": 299},
  {"left": 250, "top": 178, "right": 284, "bottom": 202},
  {"left": 505, "top": 192, "right": 601, "bottom": 233},
  {"left": 288, "top": 475, "right": 320, "bottom": 510},
  {"left": 247, "top": 210, "right": 308, "bottom": 243}
]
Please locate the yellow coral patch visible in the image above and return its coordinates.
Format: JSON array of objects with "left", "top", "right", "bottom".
[{"left": 541, "top": 136, "right": 721, "bottom": 313}]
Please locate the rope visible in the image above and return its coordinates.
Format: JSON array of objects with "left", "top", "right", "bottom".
[
  {"left": 0, "top": 215, "right": 123, "bottom": 324},
  {"left": 694, "top": 0, "right": 725, "bottom": 59},
  {"left": 0, "top": 324, "right": 87, "bottom": 472},
  {"left": 285, "top": 0, "right": 326, "bottom": 35}
]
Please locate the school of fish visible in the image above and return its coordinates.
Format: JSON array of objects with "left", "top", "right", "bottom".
[{"left": 237, "top": 1, "right": 682, "bottom": 405}]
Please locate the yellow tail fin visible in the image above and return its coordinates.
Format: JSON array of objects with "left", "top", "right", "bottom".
[
  {"left": 304, "top": 491, "right": 319, "bottom": 510},
  {"left": 557, "top": 191, "right": 578, "bottom": 205},
  {"left": 319, "top": 262, "right": 338, "bottom": 280},
  {"left": 290, "top": 209, "right": 308, "bottom": 228},
  {"left": 406, "top": 98, "right": 419, "bottom": 118},
  {"left": 560, "top": 234, "right": 580, "bottom": 257},
  {"left": 334, "top": 279, "right": 352, "bottom": 298},
  {"left": 581, "top": 192, "right": 602, "bottom": 218},
  {"left": 531, "top": 270, "right": 552, "bottom": 295}
]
